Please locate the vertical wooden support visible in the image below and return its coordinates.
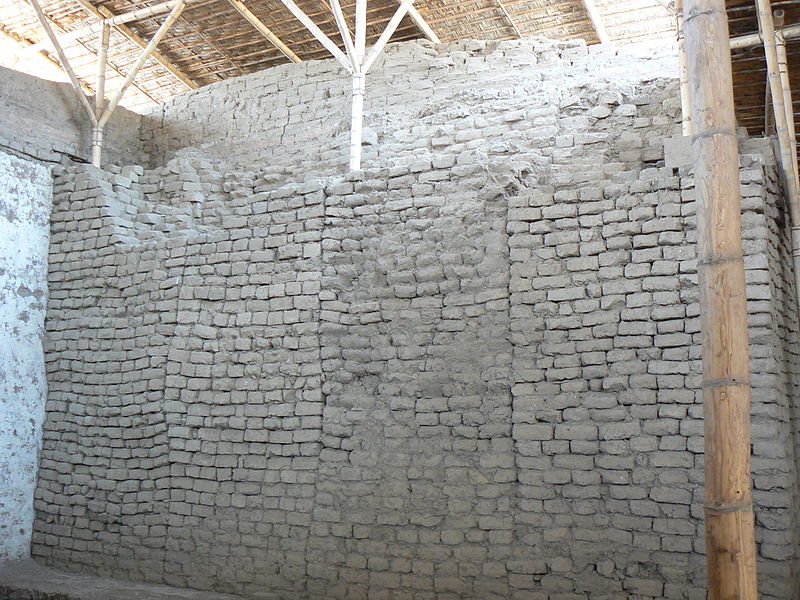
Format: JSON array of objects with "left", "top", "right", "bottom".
[
  {"left": 776, "top": 30, "right": 799, "bottom": 188},
  {"left": 348, "top": 0, "right": 367, "bottom": 171},
  {"left": 92, "top": 22, "right": 110, "bottom": 167},
  {"left": 350, "top": 72, "right": 365, "bottom": 171},
  {"left": 756, "top": 0, "right": 800, "bottom": 299},
  {"left": 683, "top": 1, "right": 759, "bottom": 599},
  {"left": 676, "top": 0, "right": 693, "bottom": 135}
]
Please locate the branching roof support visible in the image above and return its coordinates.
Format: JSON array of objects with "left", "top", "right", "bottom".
[
  {"left": 278, "top": 0, "right": 353, "bottom": 72},
  {"left": 226, "top": 0, "right": 301, "bottom": 63},
  {"left": 71, "top": 0, "right": 198, "bottom": 91},
  {"left": 21, "top": 0, "right": 187, "bottom": 56},
  {"left": 29, "top": 0, "right": 186, "bottom": 167},
  {"left": 98, "top": 0, "right": 186, "bottom": 128}
]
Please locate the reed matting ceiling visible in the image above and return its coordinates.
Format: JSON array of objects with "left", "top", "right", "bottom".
[{"left": 0, "top": 0, "right": 795, "bottom": 138}]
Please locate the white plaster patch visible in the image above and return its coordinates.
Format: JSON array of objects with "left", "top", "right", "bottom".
[{"left": 0, "top": 150, "right": 51, "bottom": 564}]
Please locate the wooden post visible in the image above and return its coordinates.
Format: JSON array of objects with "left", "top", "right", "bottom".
[
  {"left": 776, "top": 28, "right": 799, "bottom": 189},
  {"left": 683, "top": 1, "right": 758, "bottom": 599},
  {"left": 92, "top": 22, "right": 109, "bottom": 167},
  {"left": 756, "top": 0, "right": 800, "bottom": 300}
]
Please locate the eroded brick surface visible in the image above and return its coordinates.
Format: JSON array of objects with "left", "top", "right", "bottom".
[{"left": 28, "top": 39, "right": 800, "bottom": 599}]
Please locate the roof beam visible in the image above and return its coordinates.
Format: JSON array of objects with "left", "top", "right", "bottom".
[
  {"left": 226, "top": 0, "right": 301, "bottom": 62},
  {"left": 496, "top": 0, "right": 523, "bottom": 38},
  {"left": 730, "top": 22, "right": 800, "bottom": 49},
  {"left": 70, "top": 0, "right": 198, "bottom": 90},
  {"left": 580, "top": 0, "right": 610, "bottom": 43}
]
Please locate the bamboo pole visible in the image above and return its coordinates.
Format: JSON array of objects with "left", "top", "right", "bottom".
[
  {"left": 362, "top": 1, "right": 411, "bottom": 73},
  {"left": 756, "top": 0, "right": 800, "bottom": 300},
  {"left": 683, "top": 1, "right": 758, "bottom": 599},
  {"left": 496, "top": 0, "right": 523, "bottom": 38},
  {"left": 730, "top": 22, "right": 800, "bottom": 49},
  {"left": 355, "top": 0, "right": 367, "bottom": 63},
  {"left": 349, "top": 72, "right": 365, "bottom": 170},
  {"left": 330, "top": 0, "right": 358, "bottom": 68},
  {"left": 404, "top": 2, "right": 440, "bottom": 43},
  {"left": 348, "top": 0, "right": 366, "bottom": 169}
]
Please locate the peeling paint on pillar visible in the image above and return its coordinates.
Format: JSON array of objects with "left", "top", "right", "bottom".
[{"left": 0, "top": 150, "right": 51, "bottom": 563}]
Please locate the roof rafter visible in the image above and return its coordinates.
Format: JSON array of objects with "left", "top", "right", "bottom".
[
  {"left": 226, "top": 0, "right": 301, "bottom": 63},
  {"left": 496, "top": 0, "right": 523, "bottom": 38}
]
